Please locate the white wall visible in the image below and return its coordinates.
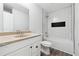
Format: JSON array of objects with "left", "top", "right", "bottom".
[
  {"left": 48, "top": 6, "right": 73, "bottom": 54},
  {"left": 0, "top": 4, "right": 3, "bottom": 32},
  {"left": 48, "top": 6, "right": 72, "bottom": 41},
  {"left": 75, "top": 3, "right": 79, "bottom": 55},
  {"left": 26, "top": 4, "right": 42, "bottom": 33},
  {"left": 42, "top": 10, "right": 48, "bottom": 40}
]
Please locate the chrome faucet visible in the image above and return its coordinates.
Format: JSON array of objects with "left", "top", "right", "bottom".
[{"left": 16, "top": 30, "right": 24, "bottom": 37}]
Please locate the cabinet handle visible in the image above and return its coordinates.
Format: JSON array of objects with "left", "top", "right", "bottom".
[
  {"left": 30, "top": 46, "right": 32, "bottom": 48},
  {"left": 36, "top": 46, "right": 38, "bottom": 48}
]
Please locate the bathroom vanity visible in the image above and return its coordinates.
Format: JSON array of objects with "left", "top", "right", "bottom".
[
  {"left": 0, "top": 3, "right": 42, "bottom": 56},
  {"left": 0, "top": 33, "right": 42, "bottom": 56}
]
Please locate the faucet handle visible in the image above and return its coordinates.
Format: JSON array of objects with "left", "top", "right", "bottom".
[{"left": 16, "top": 30, "right": 21, "bottom": 34}]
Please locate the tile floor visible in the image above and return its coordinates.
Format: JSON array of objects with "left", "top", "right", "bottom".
[{"left": 41, "top": 48, "right": 72, "bottom": 56}]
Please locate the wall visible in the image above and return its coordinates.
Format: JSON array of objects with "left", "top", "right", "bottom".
[
  {"left": 48, "top": 6, "right": 72, "bottom": 41},
  {"left": 48, "top": 6, "right": 73, "bottom": 54},
  {"left": 0, "top": 4, "right": 3, "bottom": 32},
  {"left": 75, "top": 3, "right": 79, "bottom": 55},
  {"left": 42, "top": 10, "right": 48, "bottom": 40},
  {"left": 26, "top": 4, "right": 42, "bottom": 33}
]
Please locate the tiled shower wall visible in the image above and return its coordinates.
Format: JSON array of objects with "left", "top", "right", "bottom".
[
  {"left": 47, "top": 5, "right": 73, "bottom": 54},
  {"left": 48, "top": 6, "right": 72, "bottom": 41}
]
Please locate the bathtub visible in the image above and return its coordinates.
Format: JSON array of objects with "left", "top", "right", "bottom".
[{"left": 47, "top": 37, "right": 73, "bottom": 55}]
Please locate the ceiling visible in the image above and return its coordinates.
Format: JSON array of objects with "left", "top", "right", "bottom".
[{"left": 37, "top": 3, "right": 72, "bottom": 13}]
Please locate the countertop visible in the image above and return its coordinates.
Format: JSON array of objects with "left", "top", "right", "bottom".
[{"left": 0, "top": 33, "right": 41, "bottom": 47}]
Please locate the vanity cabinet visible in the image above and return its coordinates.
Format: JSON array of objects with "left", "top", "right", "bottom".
[
  {"left": 7, "top": 41, "right": 41, "bottom": 56},
  {"left": 0, "top": 35, "right": 41, "bottom": 56}
]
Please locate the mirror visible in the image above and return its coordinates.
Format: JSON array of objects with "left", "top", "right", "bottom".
[{"left": 0, "top": 3, "right": 29, "bottom": 32}]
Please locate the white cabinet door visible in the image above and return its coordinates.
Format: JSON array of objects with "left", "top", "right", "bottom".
[
  {"left": 6, "top": 45, "right": 32, "bottom": 56},
  {"left": 0, "top": 37, "right": 32, "bottom": 56},
  {"left": 6, "top": 47, "right": 27, "bottom": 56},
  {"left": 26, "top": 45, "right": 32, "bottom": 56},
  {"left": 31, "top": 41, "right": 41, "bottom": 56}
]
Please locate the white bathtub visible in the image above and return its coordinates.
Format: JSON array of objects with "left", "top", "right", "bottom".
[{"left": 47, "top": 37, "right": 73, "bottom": 55}]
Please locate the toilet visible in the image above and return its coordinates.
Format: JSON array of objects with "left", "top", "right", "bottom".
[{"left": 41, "top": 40, "right": 52, "bottom": 55}]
